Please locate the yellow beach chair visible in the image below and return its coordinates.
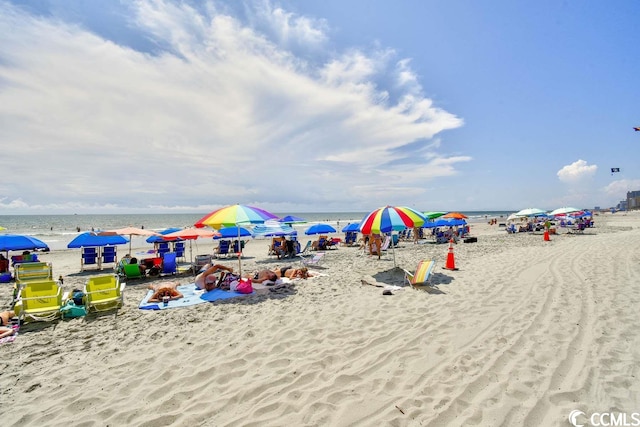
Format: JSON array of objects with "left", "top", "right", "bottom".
[
  {"left": 84, "top": 275, "right": 126, "bottom": 313},
  {"left": 15, "top": 280, "right": 65, "bottom": 323},
  {"left": 403, "top": 259, "right": 436, "bottom": 288},
  {"left": 14, "top": 262, "right": 53, "bottom": 284}
]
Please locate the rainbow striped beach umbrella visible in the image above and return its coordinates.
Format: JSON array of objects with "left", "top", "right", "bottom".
[
  {"left": 359, "top": 206, "right": 426, "bottom": 235},
  {"left": 195, "top": 205, "right": 277, "bottom": 275},
  {"left": 359, "top": 206, "right": 426, "bottom": 267},
  {"left": 195, "top": 204, "right": 277, "bottom": 229}
]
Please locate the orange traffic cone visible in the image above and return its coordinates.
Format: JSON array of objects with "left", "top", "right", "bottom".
[
  {"left": 443, "top": 238, "right": 458, "bottom": 270},
  {"left": 544, "top": 229, "right": 550, "bottom": 241}
]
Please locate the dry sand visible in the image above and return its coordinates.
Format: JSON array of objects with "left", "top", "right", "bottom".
[{"left": 1, "top": 213, "right": 640, "bottom": 426}]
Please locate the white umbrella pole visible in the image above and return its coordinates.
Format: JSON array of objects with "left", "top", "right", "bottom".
[
  {"left": 238, "top": 227, "right": 242, "bottom": 277},
  {"left": 392, "top": 235, "right": 397, "bottom": 267}
]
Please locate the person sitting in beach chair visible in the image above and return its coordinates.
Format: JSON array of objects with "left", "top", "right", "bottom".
[
  {"left": 369, "top": 234, "right": 383, "bottom": 259},
  {"left": 128, "top": 257, "right": 147, "bottom": 276},
  {"left": 147, "top": 282, "right": 184, "bottom": 303},
  {"left": 269, "top": 237, "right": 285, "bottom": 258},
  {"left": 281, "top": 239, "right": 296, "bottom": 259},
  {"left": 312, "top": 235, "right": 330, "bottom": 251},
  {"left": 195, "top": 263, "right": 235, "bottom": 291},
  {"left": 0, "top": 254, "right": 9, "bottom": 273}
]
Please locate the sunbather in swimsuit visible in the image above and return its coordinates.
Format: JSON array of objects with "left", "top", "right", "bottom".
[
  {"left": 195, "top": 264, "right": 234, "bottom": 291},
  {"left": 252, "top": 270, "right": 278, "bottom": 284},
  {"left": 147, "top": 282, "right": 184, "bottom": 302},
  {"left": 0, "top": 310, "right": 14, "bottom": 326},
  {"left": 0, "top": 310, "right": 16, "bottom": 339}
]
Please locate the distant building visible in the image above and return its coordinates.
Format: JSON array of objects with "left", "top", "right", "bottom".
[{"left": 627, "top": 191, "right": 640, "bottom": 210}]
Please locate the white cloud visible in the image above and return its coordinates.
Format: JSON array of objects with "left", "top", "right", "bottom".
[
  {"left": 254, "top": 0, "right": 328, "bottom": 49},
  {"left": 557, "top": 160, "right": 598, "bottom": 183},
  {"left": 603, "top": 179, "right": 640, "bottom": 198},
  {"left": 0, "top": 0, "right": 464, "bottom": 213}
]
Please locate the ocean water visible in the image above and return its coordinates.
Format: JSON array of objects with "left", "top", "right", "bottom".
[{"left": 0, "top": 211, "right": 513, "bottom": 251}]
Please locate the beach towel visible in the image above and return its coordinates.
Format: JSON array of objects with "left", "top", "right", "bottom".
[
  {"left": 198, "top": 287, "right": 254, "bottom": 302},
  {"left": 139, "top": 283, "right": 208, "bottom": 310},
  {"left": 139, "top": 283, "right": 254, "bottom": 310}
]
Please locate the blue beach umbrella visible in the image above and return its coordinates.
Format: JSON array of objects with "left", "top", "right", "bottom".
[
  {"left": 146, "top": 227, "right": 183, "bottom": 243},
  {"left": 68, "top": 232, "right": 128, "bottom": 248},
  {"left": 214, "top": 226, "right": 253, "bottom": 239},
  {"left": 305, "top": 223, "right": 337, "bottom": 235},
  {"left": 0, "top": 234, "right": 49, "bottom": 252},
  {"left": 341, "top": 223, "right": 360, "bottom": 232},
  {"left": 278, "top": 215, "right": 307, "bottom": 225}
]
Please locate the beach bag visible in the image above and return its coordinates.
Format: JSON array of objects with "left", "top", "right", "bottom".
[
  {"left": 61, "top": 301, "right": 87, "bottom": 318},
  {"left": 236, "top": 278, "right": 253, "bottom": 294},
  {"left": 219, "top": 273, "right": 240, "bottom": 290}
]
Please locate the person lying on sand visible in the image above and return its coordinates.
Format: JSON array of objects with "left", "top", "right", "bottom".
[
  {"left": 0, "top": 310, "right": 16, "bottom": 339},
  {"left": 147, "top": 282, "right": 183, "bottom": 303},
  {"left": 250, "top": 266, "right": 313, "bottom": 284},
  {"left": 195, "top": 263, "right": 234, "bottom": 291},
  {"left": 278, "top": 266, "right": 312, "bottom": 279}
]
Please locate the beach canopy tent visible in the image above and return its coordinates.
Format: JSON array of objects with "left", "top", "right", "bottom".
[{"left": 0, "top": 234, "right": 49, "bottom": 253}]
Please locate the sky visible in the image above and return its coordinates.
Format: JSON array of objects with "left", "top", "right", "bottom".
[{"left": 1, "top": 0, "right": 639, "bottom": 215}]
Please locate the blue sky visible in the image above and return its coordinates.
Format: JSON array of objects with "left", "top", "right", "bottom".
[{"left": 1, "top": 0, "right": 638, "bottom": 214}]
